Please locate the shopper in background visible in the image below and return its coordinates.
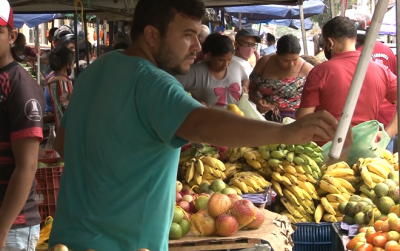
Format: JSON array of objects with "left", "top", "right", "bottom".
[
  {"left": 176, "top": 33, "right": 248, "bottom": 107},
  {"left": 194, "top": 24, "right": 210, "bottom": 63},
  {"left": 297, "top": 16, "right": 398, "bottom": 142},
  {"left": 112, "top": 31, "right": 131, "bottom": 49},
  {"left": 11, "top": 33, "right": 37, "bottom": 64},
  {"left": 47, "top": 27, "right": 58, "bottom": 50},
  {"left": 261, "top": 33, "right": 277, "bottom": 56},
  {"left": 0, "top": 2, "right": 45, "bottom": 250},
  {"left": 223, "top": 29, "right": 235, "bottom": 47},
  {"left": 313, "top": 33, "right": 327, "bottom": 63},
  {"left": 48, "top": 0, "right": 338, "bottom": 250},
  {"left": 232, "top": 29, "right": 261, "bottom": 77},
  {"left": 356, "top": 28, "right": 398, "bottom": 152},
  {"left": 249, "top": 34, "right": 313, "bottom": 122}
]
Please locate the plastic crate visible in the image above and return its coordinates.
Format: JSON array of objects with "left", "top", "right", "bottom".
[
  {"left": 292, "top": 222, "right": 336, "bottom": 251},
  {"left": 34, "top": 166, "right": 64, "bottom": 225}
]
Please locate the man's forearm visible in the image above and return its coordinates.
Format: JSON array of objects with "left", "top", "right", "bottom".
[
  {"left": 178, "top": 108, "right": 284, "bottom": 147},
  {"left": 385, "top": 108, "right": 398, "bottom": 138},
  {"left": 0, "top": 164, "right": 37, "bottom": 244}
]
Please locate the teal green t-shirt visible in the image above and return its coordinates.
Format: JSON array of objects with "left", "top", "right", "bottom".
[{"left": 48, "top": 52, "right": 202, "bottom": 251}]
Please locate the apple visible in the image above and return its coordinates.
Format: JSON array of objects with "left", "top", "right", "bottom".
[
  {"left": 176, "top": 192, "right": 182, "bottom": 203},
  {"left": 178, "top": 201, "right": 190, "bottom": 212},
  {"left": 182, "top": 189, "right": 192, "bottom": 195},
  {"left": 182, "top": 195, "right": 193, "bottom": 203},
  {"left": 189, "top": 201, "right": 197, "bottom": 213},
  {"left": 176, "top": 181, "right": 183, "bottom": 193}
]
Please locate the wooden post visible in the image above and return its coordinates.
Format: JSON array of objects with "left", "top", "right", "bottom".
[
  {"left": 341, "top": 0, "right": 346, "bottom": 16},
  {"left": 299, "top": 0, "right": 308, "bottom": 55},
  {"left": 330, "top": 0, "right": 336, "bottom": 18}
]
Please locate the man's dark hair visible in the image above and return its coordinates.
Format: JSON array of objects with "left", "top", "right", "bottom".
[
  {"left": 113, "top": 42, "right": 130, "bottom": 50},
  {"left": 266, "top": 33, "right": 275, "bottom": 43},
  {"left": 49, "top": 27, "right": 59, "bottom": 37},
  {"left": 14, "top": 33, "right": 25, "bottom": 44},
  {"left": 78, "top": 41, "right": 93, "bottom": 60},
  {"left": 7, "top": 25, "right": 12, "bottom": 34},
  {"left": 276, "top": 34, "right": 301, "bottom": 55},
  {"left": 202, "top": 33, "right": 234, "bottom": 56},
  {"left": 131, "top": 0, "right": 205, "bottom": 41},
  {"left": 49, "top": 46, "right": 74, "bottom": 71},
  {"left": 322, "top": 16, "right": 357, "bottom": 41}
]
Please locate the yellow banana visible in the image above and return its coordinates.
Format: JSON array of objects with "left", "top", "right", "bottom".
[
  {"left": 258, "top": 167, "right": 272, "bottom": 177},
  {"left": 287, "top": 185, "right": 305, "bottom": 201},
  {"left": 340, "top": 175, "right": 360, "bottom": 183},
  {"left": 360, "top": 166, "right": 374, "bottom": 189},
  {"left": 321, "top": 197, "right": 336, "bottom": 215},
  {"left": 195, "top": 159, "right": 204, "bottom": 176},
  {"left": 202, "top": 173, "right": 215, "bottom": 180},
  {"left": 283, "top": 189, "right": 301, "bottom": 207},
  {"left": 194, "top": 171, "right": 202, "bottom": 185},
  {"left": 283, "top": 165, "right": 298, "bottom": 176},
  {"left": 326, "top": 194, "right": 348, "bottom": 203},
  {"left": 298, "top": 198, "right": 314, "bottom": 214},
  {"left": 322, "top": 175, "right": 344, "bottom": 193},
  {"left": 246, "top": 159, "right": 262, "bottom": 170},
  {"left": 298, "top": 181, "right": 318, "bottom": 199},
  {"left": 306, "top": 174, "right": 317, "bottom": 184},
  {"left": 229, "top": 185, "right": 242, "bottom": 195},
  {"left": 324, "top": 161, "right": 350, "bottom": 172},
  {"left": 329, "top": 202, "right": 340, "bottom": 212},
  {"left": 242, "top": 177, "right": 262, "bottom": 192},
  {"left": 203, "top": 164, "right": 215, "bottom": 175},
  {"left": 294, "top": 165, "right": 306, "bottom": 174},
  {"left": 283, "top": 173, "right": 298, "bottom": 185},
  {"left": 247, "top": 186, "right": 256, "bottom": 193},
  {"left": 271, "top": 172, "right": 284, "bottom": 183},
  {"left": 281, "top": 176, "right": 293, "bottom": 187},
  {"left": 272, "top": 180, "right": 283, "bottom": 196},
  {"left": 301, "top": 188, "right": 313, "bottom": 201},
  {"left": 280, "top": 197, "right": 303, "bottom": 218},
  {"left": 295, "top": 217, "right": 307, "bottom": 223},
  {"left": 243, "top": 151, "right": 256, "bottom": 161},
  {"left": 336, "top": 216, "right": 343, "bottom": 222},
  {"left": 273, "top": 164, "right": 285, "bottom": 174},
  {"left": 324, "top": 168, "right": 355, "bottom": 177},
  {"left": 319, "top": 180, "right": 341, "bottom": 194},
  {"left": 335, "top": 178, "right": 356, "bottom": 193},
  {"left": 341, "top": 193, "right": 351, "bottom": 201},
  {"left": 214, "top": 158, "right": 226, "bottom": 171},
  {"left": 323, "top": 213, "right": 337, "bottom": 223},
  {"left": 200, "top": 156, "right": 218, "bottom": 170},
  {"left": 281, "top": 210, "right": 296, "bottom": 223},
  {"left": 231, "top": 178, "right": 248, "bottom": 193},
  {"left": 297, "top": 174, "right": 307, "bottom": 182},
  {"left": 185, "top": 161, "right": 195, "bottom": 182},
  {"left": 212, "top": 169, "right": 223, "bottom": 178},
  {"left": 314, "top": 204, "right": 324, "bottom": 223},
  {"left": 366, "top": 162, "right": 389, "bottom": 179},
  {"left": 252, "top": 175, "right": 270, "bottom": 188},
  {"left": 370, "top": 172, "right": 385, "bottom": 183}
]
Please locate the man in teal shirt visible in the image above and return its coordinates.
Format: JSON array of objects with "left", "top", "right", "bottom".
[{"left": 49, "top": 0, "right": 338, "bottom": 250}]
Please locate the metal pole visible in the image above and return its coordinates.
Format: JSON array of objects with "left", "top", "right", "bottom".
[
  {"left": 83, "top": 12, "right": 90, "bottom": 66},
  {"left": 109, "top": 21, "right": 114, "bottom": 50},
  {"left": 299, "top": 0, "right": 308, "bottom": 55},
  {"left": 34, "top": 26, "right": 39, "bottom": 53},
  {"left": 74, "top": 13, "right": 80, "bottom": 77},
  {"left": 239, "top": 13, "right": 242, "bottom": 30},
  {"left": 96, "top": 18, "right": 100, "bottom": 57},
  {"left": 330, "top": 0, "right": 336, "bottom": 18},
  {"left": 341, "top": 0, "right": 346, "bottom": 16},
  {"left": 329, "top": 0, "right": 390, "bottom": 160},
  {"left": 103, "top": 20, "right": 108, "bottom": 46}
]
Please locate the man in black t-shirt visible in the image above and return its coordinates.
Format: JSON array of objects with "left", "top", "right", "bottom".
[{"left": 0, "top": 2, "right": 45, "bottom": 251}]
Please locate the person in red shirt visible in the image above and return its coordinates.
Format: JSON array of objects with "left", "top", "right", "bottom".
[
  {"left": 296, "top": 16, "right": 398, "bottom": 144},
  {"left": 11, "top": 33, "right": 37, "bottom": 64},
  {"left": 0, "top": 1, "right": 45, "bottom": 250}
]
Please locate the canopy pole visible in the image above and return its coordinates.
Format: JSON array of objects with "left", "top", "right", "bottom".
[
  {"left": 330, "top": 0, "right": 336, "bottom": 18},
  {"left": 239, "top": 13, "right": 242, "bottom": 30},
  {"left": 96, "top": 18, "right": 100, "bottom": 57},
  {"left": 328, "top": 0, "right": 389, "bottom": 160},
  {"left": 395, "top": 0, "right": 400, "bottom": 192},
  {"left": 299, "top": 0, "right": 308, "bottom": 55},
  {"left": 340, "top": 0, "right": 346, "bottom": 16},
  {"left": 74, "top": 13, "right": 80, "bottom": 77},
  {"left": 83, "top": 12, "right": 90, "bottom": 66}
]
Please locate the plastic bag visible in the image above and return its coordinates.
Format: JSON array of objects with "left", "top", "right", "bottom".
[
  {"left": 282, "top": 117, "right": 296, "bottom": 125},
  {"left": 238, "top": 93, "right": 266, "bottom": 121},
  {"left": 322, "top": 120, "right": 391, "bottom": 166}
]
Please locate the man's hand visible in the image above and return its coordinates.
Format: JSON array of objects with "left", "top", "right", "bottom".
[
  {"left": 281, "top": 110, "right": 338, "bottom": 144},
  {"left": 242, "top": 86, "right": 249, "bottom": 94}
]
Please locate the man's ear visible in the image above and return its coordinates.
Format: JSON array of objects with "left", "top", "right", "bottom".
[
  {"left": 9, "top": 30, "right": 17, "bottom": 44},
  {"left": 327, "top": 37, "right": 334, "bottom": 49},
  {"left": 143, "top": 25, "right": 160, "bottom": 48}
]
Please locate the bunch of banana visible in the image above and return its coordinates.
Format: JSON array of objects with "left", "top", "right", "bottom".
[
  {"left": 258, "top": 142, "right": 324, "bottom": 181},
  {"left": 357, "top": 157, "right": 394, "bottom": 189},
  {"left": 393, "top": 152, "right": 399, "bottom": 171},
  {"left": 229, "top": 172, "right": 272, "bottom": 194},
  {"left": 228, "top": 147, "right": 256, "bottom": 163},
  {"left": 182, "top": 156, "right": 227, "bottom": 186},
  {"left": 315, "top": 194, "right": 348, "bottom": 223},
  {"left": 179, "top": 144, "right": 219, "bottom": 165},
  {"left": 319, "top": 172, "right": 355, "bottom": 196},
  {"left": 381, "top": 149, "right": 396, "bottom": 166},
  {"left": 224, "top": 163, "right": 240, "bottom": 179}
]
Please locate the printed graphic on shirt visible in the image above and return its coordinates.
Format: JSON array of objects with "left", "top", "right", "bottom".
[
  {"left": 214, "top": 82, "right": 241, "bottom": 106},
  {"left": 24, "top": 99, "right": 42, "bottom": 121}
]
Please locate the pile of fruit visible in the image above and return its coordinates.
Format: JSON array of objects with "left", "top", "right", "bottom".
[
  {"left": 346, "top": 211, "right": 400, "bottom": 251},
  {"left": 169, "top": 207, "right": 190, "bottom": 240},
  {"left": 190, "top": 192, "right": 265, "bottom": 237}
]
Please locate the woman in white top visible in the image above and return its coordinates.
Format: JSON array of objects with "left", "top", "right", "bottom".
[{"left": 176, "top": 33, "right": 249, "bottom": 108}]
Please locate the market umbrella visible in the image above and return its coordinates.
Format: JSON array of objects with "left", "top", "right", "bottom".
[
  {"left": 231, "top": 16, "right": 314, "bottom": 30},
  {"left": 223, "top": 0, "right": 325, "bottom": 23},
  {"left": 380, "top": 7, "right": 396, "bottom": 35},
  {"left": 14, "top": 14, "right": 62, "bottom": 29}
]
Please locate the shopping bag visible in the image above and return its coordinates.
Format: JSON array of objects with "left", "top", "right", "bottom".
[
  {"left": 322, "top": 120, "right": 391, "bottom": 166},
  {"left": 238, "top": 93, "right": 266, "bottom": 121}
]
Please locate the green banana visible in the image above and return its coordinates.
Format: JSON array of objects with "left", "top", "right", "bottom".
[
  {"left": 286, "top": 152, "right": 295, "bottom": 162},
  {"left": 304, "top": 147, "right": 315, "bottom": 155},
  {"left": 271, "top": 151, "right": 286, "bottom": 159},
  {"left": 261, "top": 150, "right": 271, "bottom": 160},
  {"left": 295, "top": 145, "right": 304, "bottom": 154},
  {"left": 267, "top": 144, "right": 280, "bottom": 151},
  {"left": 301, "top": 164, "right": 313, "bottom": 175},
  {"left": 268, "top": 158, "right": 282, "bottom": 167},
  {"left": 313, "top": 146, "right": 324, "bottom": 153},
  {"left": 293, "top": 156, "right": 305, "bottom": 165},
  {"left": 313, "top": 157, "right": 324, "bottom": 164},
  {"left": 287, "top": 145, "right": 295, "bottom": 152}
]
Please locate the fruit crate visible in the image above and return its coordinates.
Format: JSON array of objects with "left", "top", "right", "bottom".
[
  {"left": 292, "top": 222, "right": 338, "bottom": 251},
  {"left": 34, "top": 165, "right": 64, "bottom": 225}
]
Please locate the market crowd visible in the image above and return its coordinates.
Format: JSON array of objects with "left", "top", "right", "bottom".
[{"left": 0, "top": 0, "right": 397, "bottom": 250}]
